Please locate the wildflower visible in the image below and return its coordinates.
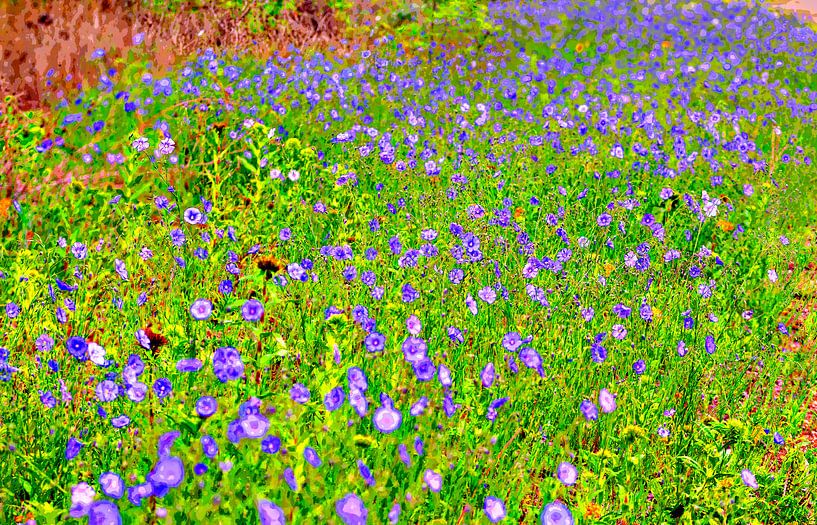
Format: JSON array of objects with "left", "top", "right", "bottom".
[
  {"left": 335, "top": 493, "right": 367, "bottom": 525},
  {"left": 373, "top": 401, "right": 402, "bottom": 433},
  {"left": 598, "top": 389, "right": 617, "bottom": 413},
  {"left": 99, "top": 472, "right": 124, "bottom": 499},
  {"left": 183, "top": 207, "right": 203, "bottom": 225},
  {"left": 290, "top": 383, "right": 310, "bottom": 404},
  {"left": 257, "top": 499, "right": 286, "bottom": 525},
  {"left": 484, "top": 496, "right": 507, "bottom": 522},
  {"left": 176, "top": 358, "right": 203, "bottom": 373},
  {"left": 69, "top": 482, "right": 96, "bottom": 517},
  {"left": 741, "top": 469, "right": 758, "bottom": 489},
  {"left": 66, "top": 336, "right": 88, "bottom": 361},
  {"left": 556, "top": 462, "right": 578, "bottom": 486},
  {"left": 241, "top": 299, "right": 265, "bottom": 322},
  {"left": 423, "top": 469, "right": 442, "bottom": 492},
  {"left": 132, "top": 137, "right": 149, "bottom": 152},
  {"left": 153, "top": 378, "right": 172, "bottom": 399},
  {"left": 580, "top": 400, "right": 598, "bottom": 421},
  {"left": 147, "top": 456, "right": 185, "bottom": 497},
  {"left": 541, "top": 501, "right": 574, "bottom": 525},
  {"left": 196, "top": 396, "right": 218, "bottom": 418},
  {"left": 212, "top": 346, "right": 244, "bottom": 382},
  {"left": 65, "top": 437, "right": 83, "bottom": 460},
  {"left": 190, "top": 298, "right": 213, "bottom": 320},
  {"left": 304, "top": 447, "right": 322, "bottom": 468},
  {"left": 261, "top": 435, "right": 281, "bottom": 454},
  {"left": 157, "top": 137, "right": 176, "bottom": 156},
  {"left": 364, "top": 332, "right": 385, "bottom": 353}
]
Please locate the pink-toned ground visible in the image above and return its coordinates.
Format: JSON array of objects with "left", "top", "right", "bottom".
[{"left": 774, "top": 0, "right": 817, "bottom": 20}]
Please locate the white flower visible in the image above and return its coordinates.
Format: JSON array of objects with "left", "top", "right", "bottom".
[{"left": 88, "top": 343, "right": 107, "bottom": 366}]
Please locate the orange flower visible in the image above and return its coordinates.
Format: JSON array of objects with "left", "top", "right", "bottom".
[
  {"left": 717, "top": 219, "right": 735, "bottom": 232},
  {"left": 661, "top": 40, "right": 672, "bottom": 49},
  {"left": 575, "top": 42, "right": 586, "bottom": 53},
  {"left": 0, "top": 198, "right": 11, "bottom": 219},
  {"left": 603, "top": 262, "right": 616, "bottom": 276},
  {"left": 585, "top": 502, "right": 603, "bottom": 519},
  {"left": 514, "top": 207, "right": 525, "bottom": 220}
]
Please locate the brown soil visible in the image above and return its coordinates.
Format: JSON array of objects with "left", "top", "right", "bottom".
[{"left": 0, "top": 0, "right": 344, "bottom": 110}]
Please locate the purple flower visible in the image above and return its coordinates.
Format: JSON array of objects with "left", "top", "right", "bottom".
[
  {"left": 335, "top": 493, "right": 368, "bottom": 525},
  {"left": 556, "top": 462, "right": 578, "bottom": 486},
  {"left": 502, "top": 332, "right": 522, "bottom": 352},
  {"left": 240, "top": 414, "right": 270, "bottom": 439},
  {"left": 111, "top": 415, "right": 130, "bottom": 428},
  {"left": 176, "top": 358, "right": 203, "bottom": 372},
  {"left": 484, "top": 496, "right": 507, "bottom": 523},
  {"left": 519, "top": 347, "right": 543, "bottom": 375},
  {"left": 304, "top": 446, "right": 322, "bottom": 468},
  {"left": 598, "top": 388, "right": 617, "bottom": 413},
  {"left": 481, "top": 362, "right": 495, "bottom": 388},
  {"left": 741, "top": 468, "right": 758, "bottom": 489},
  {"left": 158, "top": 431, "right": 180, "bottom": 458},
  {"left": 66, "top": 336, "right": 88, "bottom": 361},
  {"left": 257, "top": 499, "right": 286, "bottom": 525},
  {"left": 261, "top": 435, "right": 281, "bottom": 454},
  {"left": 65, "top": 437, "right": 83, "bottom": 460},
  {"left": 364, "top": 332, "right": 385, "bottom": 353},
  {"left": 401, "top": 337, "right": 428, "bottom": 363},
  {"left": 126, "top": 483, "right": 153, "bottom": 507},
  {"left": 373, "top": 404, "right": 402, "bottom": 433},
  {"left": 5, "top": 302, "right": 20, "bottom": 318},
  {"left": 541, "top": 501, "right": 574, "bottom": 525},
  {"left": 241, "top": 299, "right": 264, "bottom": 322},
  {"left": 580, "top": 400, "right": 598, "bottom": 421},
  {"left": 96, "top": 380, "right": 119, "bottom": 403},
  {"left": 190, "top": 298, "right": 213, "bottom": 320},
  {"left": 325, "top": 387, "right": 345, "bottom": 411},
  {"left": 36, "top": 333, "right": 55, "bottom": 352},
  {"left": 290, "top": 383, "right": 310, "bottom": 404},
  {"left": 213, "top": 346, "right": 244, "bottom": 382},
  {"left": 196, "top": 396, "right": 218, "bottom": 418},
  {"left": 423, "top": 469, "right": 442, "bottom": 492},
  {"left": 71, "top": 242, "right": 88, "bottom": 260},
  {"left": 69, "top": 482, "right": 95, "bottom": 517},
  {"left": 611, "top": 324, "right": 627, "bottom": 340},
  {"left": 590, "top": 343, "right": 607, "bottom": 363},
  {"left": 88, "top": 500, "right": 121, "bottom": 525},
  {"left": 283, "top": 467, "right": 298, "bottom": 492},
  {"left": 99, "top": 472, "right": 125, "bottom": 499},
  {"left": 153, "top": 378, "right": 172, "bottom": 399},
  {"left": 157, "top": 137, "right": 176, "bottom": 156},
  {"left": 183, "top": 207, "right": 203, "bottom": 225},
  {"left": 632, "top": 360, "right": 646, "bottom": 375},
  {"left": 147, "top": 456, "right": 185, "bottom": 496},
  {"left": 478, "top": 286, "right": 497, "bottom": 304},
  {"left": 200, "top": 435, "right": 218, "bottom": 458},
  {"left": 413, "top": 359, "right": 436, "bottom": 382},
  {"left": 774, "top": 432, "right": 785, "bottom": 446},
  {"left": 705, "top": 334, "right": 716, "bottom": 355}
]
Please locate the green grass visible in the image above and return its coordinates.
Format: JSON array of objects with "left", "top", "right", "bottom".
[{"left": 0, "top": 1, "right": 816, "bottom": 524}]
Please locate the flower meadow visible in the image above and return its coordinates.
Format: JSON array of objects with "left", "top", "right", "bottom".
[{"left": 2, "top": 0, "right": 817, "bottom": 523}]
